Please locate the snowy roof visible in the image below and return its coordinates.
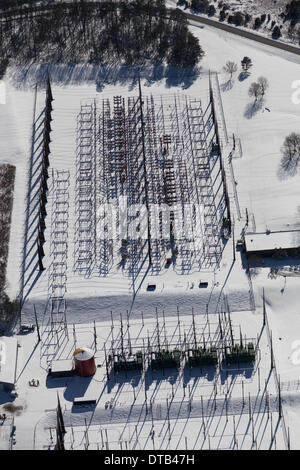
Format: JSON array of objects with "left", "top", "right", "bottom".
[
  {"left": 0, "top": 336, "right": 17, "bottom": 386},
  {"left": 51, "top": 359, "right": 73, "bottom": 373},
  {"left": 245, "top": 231, "right": 300, "bottom": 253},
  {"left": 73, "top": 347, "right": 94, "bottom": 361}
]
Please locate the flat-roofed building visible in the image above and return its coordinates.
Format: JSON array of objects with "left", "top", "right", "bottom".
[
  {"left": 245, "top": 230, "right": 300, "bottom": 257},
  {"left": 0, "top": 336, "right": 17, "bottom": 392}
]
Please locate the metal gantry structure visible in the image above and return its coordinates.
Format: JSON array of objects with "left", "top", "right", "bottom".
[
  {"left": 75, "top": 102, "right": 97, "bottom": 275},
  {"left": 183, "top": 97, "right": 222, "bottom": 267},
  {"left": 74, "top": 86, "right": 227, "bottom": 280},
  {"left": 48, "top": 303, "right": 287, "bottom": 451},
  {"left": 49, "top": 169, "right": 70, "bottom": 343},
  {"left": 105, "top": 307, "right": 257, "bottom": 377}
]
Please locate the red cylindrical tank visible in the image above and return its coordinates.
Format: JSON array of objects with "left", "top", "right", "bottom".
[{"left": 73, "top": 347, "right": 96, "bottom": 377}]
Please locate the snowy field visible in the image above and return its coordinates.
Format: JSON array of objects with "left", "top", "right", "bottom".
[{"left": 0, "top": 19, "right": 300, "bottom": 449}]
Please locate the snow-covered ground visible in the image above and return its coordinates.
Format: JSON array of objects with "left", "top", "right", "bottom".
[
  {"left": 0, "top": 310, "right": 287, "bottom": 450},
  {"left": 189, "top": 21, "right": 300, "bottom": 234},
  {"left": 0, "top": 19, "right": 300, "bottom": 449},
  {"left": 12, "top": 21, "right": 300, "bottom": 327},
  {"left": 249, "top": 270, "right": 300, "bottom": 450}
]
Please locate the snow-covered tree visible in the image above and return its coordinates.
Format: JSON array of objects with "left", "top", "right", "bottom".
[
  {"left": 208, "top": 4, "right": 216, "bottom": 16},
  {"left": 191, "top": 0, "right": 209, "bottom": 12},
  {"left": 254, "top": 17, "right": 262, "bottom": 30},
  {"left": 272, "top": 25, "right": 281, "bottom": 39},
  {"left": 288, "top": 24, "right": 300, "bottom": 44},
  {"left": 229, "top": 11, "right": 244, "bottom": 26},
  {"left": 219, "top": 7, "right": 227, "bottom": 21},
  {"left": 285, "top": 0, "right": 300, "bottom": 21}
]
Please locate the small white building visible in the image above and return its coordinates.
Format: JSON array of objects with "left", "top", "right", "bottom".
[
  {"left": 0, "top": 336, "right": 17, "bottom": 392},
  {"left": 245, "top": 230, "right": 300, "bottom": 257}
]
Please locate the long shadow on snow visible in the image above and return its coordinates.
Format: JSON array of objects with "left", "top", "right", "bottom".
[
  {"left": 9, "top": 63, "right": 201, "bottom": 92},
  {"left": 45, "top": 374, "right": 93, "bottom": 404},
  {"left": 107, "top": 370, "right": 142, "bottom": 395}
]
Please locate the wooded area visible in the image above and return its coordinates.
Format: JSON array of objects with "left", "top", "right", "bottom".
[
  {"left": 0, "top": 0, "right": 204, "bottom": 78},
  {"left": 0, "top": 165, "right": 15, "bottom": 296}
]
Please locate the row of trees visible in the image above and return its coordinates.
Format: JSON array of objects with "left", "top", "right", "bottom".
[
  {"left": 0, "top": 0, "right": 37, "bottom": 8},
  {"left": 288, "top": 24, "right": 300, "bottom": 44},
  {"left": 221, "top": 9, "right": 282, "bottom": 39},
  {"left": 0, "top": 1, "right": 204, "bottom": 77},
  {"left": 223, "top": 57, "right": 253, "bottom": 81},
  {"left": 180, "top": 0, "right": 283, "bottom": 40},
  {"left": 0, "top": 164, "right": 15, "bottom": 297},
  {"left": 285, "top": 0, "right": 300, "bottom": 23},
  {"left": 223, "top": 57, "right": 269, "bottom": 103}
]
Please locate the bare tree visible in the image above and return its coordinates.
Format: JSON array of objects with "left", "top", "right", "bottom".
[
  {"left": 0, "top": 164, "right": 15, "bottom": 295},
  {"left": 281, "top": 133, "right": 300, "bottom": 171},
  {"left": 223, "top": 61, "right": 238, "bottom": 80},
  {"left": 287, "top": 25, "right": 300, "bottom": 44},
  {"left": 248, "top": 82, "right": 261, "bottom": 103},
  {"left": 296, "top": 27, "right": 300, "bottom": 45},
  {"left": 279, "top": 132, "right": 300, "bottom": 178},
  {"left": 257, "top": 76, "right": 269, "bottom": 97}
]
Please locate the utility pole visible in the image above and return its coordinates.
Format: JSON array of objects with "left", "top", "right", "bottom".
[
  {"left": 138, "top": 74, "right": 152, "bottom": 267},
  {"left": 34, "top": 304, "right": 41, "bottom": 342},
  {"left": 232, "top": 215, "right": 236, "bottom": 262},
  {"left": 263, "top": 287, "right": 266, "bottom": 327}
]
